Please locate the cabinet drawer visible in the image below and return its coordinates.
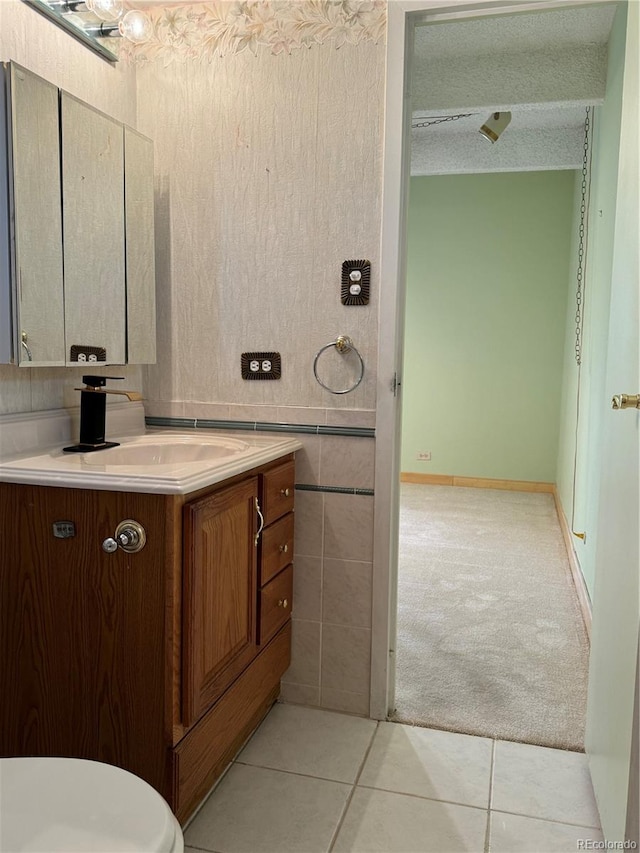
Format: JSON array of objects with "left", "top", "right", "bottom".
[
  {"left": 259, "top": 565, "right": 293, "bottom": 645},
  {"left": 261, "top": 461, "right": 295, "bottom": 525},
  {"left": 261, "top": 513, "right": 294, "bottom": 586}
]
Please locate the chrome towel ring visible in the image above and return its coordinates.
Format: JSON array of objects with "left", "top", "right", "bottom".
[{"left": 313, "top": 335, "right": 365, "bottom": 395}]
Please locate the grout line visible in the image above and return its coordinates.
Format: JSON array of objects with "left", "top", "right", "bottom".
[
  {"left": 488, "top": 739, "right": 497, "bottom": 810},
  {"left": 328, "top": 720, "right": 380, "bottom": 852},
  {"left": 484, "top": 808, "right": 492, "bottom": 853},
  {"left": 489, "top": 807, "right": 602, "bottom": 831},
  {"left": 231, "top": 761, "right": 356, "bottom": 788},
  {"left": 320, "top": 617, "right": 372, "bottom": 631},
  {"left": 484, "top": 740, "right": 497, "bottom": 853},
  {"left": 354, "top": 783, "right": 491, "bottom": 812}
]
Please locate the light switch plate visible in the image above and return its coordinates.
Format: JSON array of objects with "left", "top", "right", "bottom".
[{"left": 241, "top": 352, "right": 281, "bottom": 380}]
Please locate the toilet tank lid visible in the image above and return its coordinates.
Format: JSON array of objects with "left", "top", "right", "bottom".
[{"left": 0, "top": 757, "right": 181, "bottom": 853}]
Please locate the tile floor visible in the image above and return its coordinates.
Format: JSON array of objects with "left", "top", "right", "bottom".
[{"left": 184, "top": 703, "right": 603, "bottom": 853}]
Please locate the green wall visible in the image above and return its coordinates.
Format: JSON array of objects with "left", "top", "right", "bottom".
[
  {"left": 401, "top": 171, "right": 575, "bottom": 482},
  {"left": 556, "top": 3, "right": 627, "bottom": 600}
]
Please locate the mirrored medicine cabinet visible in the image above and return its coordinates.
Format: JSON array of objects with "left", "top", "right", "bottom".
[{"left": 0, "top": 62, "right": 156, "bottom": 367}]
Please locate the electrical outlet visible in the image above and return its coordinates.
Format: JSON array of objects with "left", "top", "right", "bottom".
[
  {"left": 417, "top": 451, "right": 431, "bottom": 461},
  {"left": 341, "top": 260, "right": 371, "bottom": 305},
  {"left": 69, "top": 344, "right": 106, "bottom": 363},
  {"left": 241, "top": 352, "right": 281, "bottom": 380}
]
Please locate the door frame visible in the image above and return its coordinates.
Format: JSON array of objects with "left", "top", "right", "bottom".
[{"left": 372, "top": 0, "right": 618, "bottom": 722}]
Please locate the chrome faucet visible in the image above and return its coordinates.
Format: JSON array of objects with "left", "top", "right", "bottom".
[{"left": 63, "top": 375, "right": 143, "bottom": 453}]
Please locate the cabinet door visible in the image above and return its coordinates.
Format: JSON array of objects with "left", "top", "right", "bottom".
[
  {"left": 61, "top": 92, "right": 125, "bottom": 365},
  {"left": 124, "top": 127, "right": 156, "bottom": 364},
  {"left": 183, "top": 477, "right": 259, "bottom": 728},
  {"left": 7, "top": 64, "right": 65, "bottom": 366},
  {"left": 0, "top": 484, "right": 168, "bottom": 794}
]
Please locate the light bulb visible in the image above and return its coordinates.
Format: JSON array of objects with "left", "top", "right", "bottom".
[
  {"left": 479, "top": 111, "right": 512, "bottom": 144},
  {"left": 86, "top": 0, "right": 123, "bottom": 22},
  {"left": 119, "top": 9, "right": 153, "bottom": 43}
]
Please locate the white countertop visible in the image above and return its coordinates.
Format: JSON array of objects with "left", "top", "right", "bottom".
[{"left": 0, "top": 430, "right": 302, "bottom": 495}]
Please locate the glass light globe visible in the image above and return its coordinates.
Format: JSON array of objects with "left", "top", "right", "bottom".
[
  {"left": 86, "top": 0, "right": 123, "bottom": 22},
  {"left": 119, "top": 10, "right": 153, "bottom": 43}
]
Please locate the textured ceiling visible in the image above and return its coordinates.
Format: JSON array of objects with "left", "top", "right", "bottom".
[
  {"left": 414, "top": 4, "right": 616, "bottom": 58},
  {"left": 411, "top": 3, "right": 617, "bottom": 175},
  {"left": 412, "top": 105, "right": 589, "bottom": 134}
]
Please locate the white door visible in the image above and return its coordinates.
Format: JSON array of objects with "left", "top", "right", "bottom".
[{"left": 585, "top": 1, "right": 639, "bottom": 841}]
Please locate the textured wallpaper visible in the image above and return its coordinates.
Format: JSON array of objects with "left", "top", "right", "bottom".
[{"left": 137, "top": 29, "right": 385, "bottom": 411}]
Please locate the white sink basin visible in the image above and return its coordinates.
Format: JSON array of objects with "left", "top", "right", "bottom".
[
  {"left": 83, "top": 435, "right": 250, "bottom": 467},
  {"left": 0, "top": 425, "right": 302, "bottom": 495}
]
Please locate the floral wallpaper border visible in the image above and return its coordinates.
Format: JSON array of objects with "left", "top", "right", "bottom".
[{"left": 117, "top": 1, "right": 387, "bottom": 64}]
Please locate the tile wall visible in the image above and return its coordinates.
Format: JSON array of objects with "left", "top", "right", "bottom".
[
  {"left": 282, "top": 412, "right": 375, "bottom": 715},
  {"left": 147, "top": 400, "right": 378, "bottom": 715}
]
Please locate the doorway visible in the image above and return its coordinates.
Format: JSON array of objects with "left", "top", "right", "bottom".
[
  {"left": 389, "top": 3, "right": 620, "bottom": 746},
  {"left": 373, "top": 0, "right": 638, "bottom": 841},
  {"left": 395, "top": 167, "right": 589, "bottom": 748}
]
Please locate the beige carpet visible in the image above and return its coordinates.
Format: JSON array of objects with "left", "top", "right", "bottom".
[{"left": 393, "top": 484, "right": 590, "bottom": 751}]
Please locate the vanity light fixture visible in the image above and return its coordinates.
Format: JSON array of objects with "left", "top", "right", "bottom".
[
  {"left": 479, "top": 111, "right": 512, "bottom": 143},
  {"left": 21, "top": 0, "right": 152, "bottom": 62},
  {"left": 46, "top": 0, "right": 123, "bottom": 20},
  {"left": 85, "top": 9, "right": 153, "bottom": 43}
]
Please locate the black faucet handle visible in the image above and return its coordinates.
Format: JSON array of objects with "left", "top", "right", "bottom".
[{"left": 82, "top": 375, "right": 125, "bottom": 387}]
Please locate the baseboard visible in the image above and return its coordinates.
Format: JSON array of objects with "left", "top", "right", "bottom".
[
  {"left": 401, "top": 472, "right": 454, "bottom": 486},
  {"left": 400, "top": 472, "right": 555, "bottom": 493},
  {"left": 552, "top": 487, "right": 592, "bottom": 640}
]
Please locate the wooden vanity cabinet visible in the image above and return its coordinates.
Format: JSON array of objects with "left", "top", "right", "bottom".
[
  {"left": 172, "top": 458, "right": 296, "bottom": 820},
  {"left": 0, "top": 453, "right": 295, "bottom": 825}
]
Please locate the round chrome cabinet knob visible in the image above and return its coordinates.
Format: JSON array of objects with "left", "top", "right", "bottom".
[
  {"left": 103, "top": 520, "right": 147, "bottom": 554},
  {"left": 115, "top": 520, "right": 147, "bottom": 553}
]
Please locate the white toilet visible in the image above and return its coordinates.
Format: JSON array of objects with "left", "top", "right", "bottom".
[{"left": 0, "top": 757, "right": 184, "bottom": 852}]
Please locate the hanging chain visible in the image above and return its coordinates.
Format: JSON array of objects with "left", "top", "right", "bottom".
[
  {"left": 412, "top": 113, "right": 474, "bottom": 129},
  {"left": 575, "top": 107, "right": 591, "bottom": 366}
]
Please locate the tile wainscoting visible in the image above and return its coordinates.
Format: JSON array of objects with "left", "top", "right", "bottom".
[{"left": 146, "top": 406, "right": 376, "bottom": 716}]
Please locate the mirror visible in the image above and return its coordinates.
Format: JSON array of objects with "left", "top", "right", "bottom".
[
  {"left": 0, "top": 62, "right": 156, "bottom": 368},
  {"left": 9, "top": 64, "right": 65, "bottom": 366},
  {"left": 62, "top": 92, "right": 126, "bottom": 365}
]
